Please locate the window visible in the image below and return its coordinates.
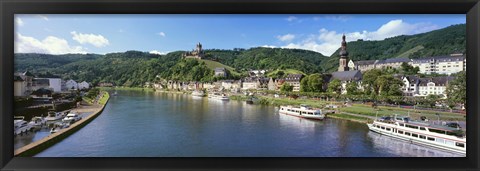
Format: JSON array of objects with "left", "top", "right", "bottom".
[
  {"left": 406, "top": 125, "right": 419, "bottom": 129},
  {"left": 386, "top": 128, "right": 391, "bottom": 131},
  {"left": 456, "top": 142, "right": 465, "bottom": 148},
  {"left": 436, "top": 138, "right": 445, "bottom": 144},
  {"left": 427, "top": 137, "right": 435, "bottom": 141},
  {"left": 420, "top": 127, "right": 426, "bottom": 131},
  {"left": 419, "top": 135, "right": 426, "bottom": 139},
  {"left": 377, "top": 125, "right": 380, "bottom": 128},
  {"left": 398, "top": 130, "right": 404, "bottom": 134},
  {"left": 412, "top": 133, "right": 418, "bottom": 138},
  {"left": 381, "top": 127, "right": 385, "bottom": 130},
  {"left": 405, "top": 132, "right": 411, "bottom": 136}
]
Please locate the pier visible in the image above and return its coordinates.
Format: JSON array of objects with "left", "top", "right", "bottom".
[{"left": 14, "top": 91, "right": 110, "bottom": 157}]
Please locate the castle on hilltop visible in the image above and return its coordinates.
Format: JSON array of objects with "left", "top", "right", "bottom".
[{"left": 183, "top": 42, "right": 205, "bottom": 59}]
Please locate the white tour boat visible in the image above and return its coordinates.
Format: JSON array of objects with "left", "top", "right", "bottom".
[
  {"left": 62, "top": 113, "right": 82, "bottom": 123},
  {"left": 192, "top": 90, "right": 206, "bottom": 97},
  {"left": 45, "top": 111, "right": 65, "bottom": 121},
  {"left": 279, "top": 105, "right": 325, "bottom": 120},
  {"left": 14, "top": 116, "right": 33, "bottom": 136},
  {"left": 367, "top": 115, "right": 466, "bottom": 155},
  {"left": 208, "top": 92, "right": 230, "bottom": 101}
]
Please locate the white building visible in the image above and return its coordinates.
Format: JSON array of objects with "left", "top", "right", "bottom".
[
  {"left": 78, "top": 81, "right": 90, "bottom": 90},
  {"left": 284, "top": 74, "right": 304, "bottom": 92},
  {"left": 65, "top": 79, "right": 78, "bottom": 90},
  {"left": 415, "top": 76, "right": 454, "bottom": 98},
  {"left": 47, "top": 78, "right": 62, "bottom": 92},
  {"left": 411, "top": 55, "right": 465, "bottom": 75},
  {"left": 401, "top": 75, "right": 420, "bottom": 96}
]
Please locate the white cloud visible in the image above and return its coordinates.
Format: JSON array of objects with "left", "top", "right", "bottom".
[
  {"left": 270, "top": 19, "right": 439, "bottom": 56},
  {"left": 276, "top": 34, "right": 296, "bottom": 42},
  {"left": 15, "top": 33, "right": 87, "bottom": 54},
  {"left": 71, "top": 31, "right": 109, "bottom": 47},
  {"left": 157, "top": 32, "right": 166, "bottom": 37},
  {"left": 36, "top": 15, "right": 49, "bottom": 21},
  {"left": 286, "top": 16, "right": 298, "bottom": 22},
  {"left": 261, "top": 45, "right": 277, "bottom": 48},
  {"left": 149, "top": 50, "right": 169, "bottom": 55},
  {"left": 15, "top": 18, "right": 24, "bottom": 26}
]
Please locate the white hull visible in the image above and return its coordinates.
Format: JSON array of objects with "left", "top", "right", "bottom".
[
  {"left": 367, "top": 122, "right": 466, "bottom": 155},
  {"left": 279, "top": 106, "right": 325, "bottom": 120}
]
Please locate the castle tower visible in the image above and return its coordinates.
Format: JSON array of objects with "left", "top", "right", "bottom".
[
  {"left": 338, "top": 34, "right": 349, "bottom": 72},
  {"left": 196, "top": 42, "right": 202, "bottom": 53}
]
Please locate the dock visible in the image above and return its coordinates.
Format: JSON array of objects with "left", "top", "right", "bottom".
[{"left": 14, "top": 91, "right": 110, "bottom": 157}]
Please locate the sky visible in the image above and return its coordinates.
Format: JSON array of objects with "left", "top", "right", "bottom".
[{"left": 14, "top": 14, "right": 465, "bottom": 56}]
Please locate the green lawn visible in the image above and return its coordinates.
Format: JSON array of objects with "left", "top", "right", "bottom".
[
  {"left": 328, "top": 113, "right": 370, "bottom": 123},
  {"left": 98, "top": 91, "right": 110, "bottom": 105},
  {"left": 340, "top": 105, "right": 465, "bottom": 121},
  {"left": 266, "top": 69, "right": 305, "bottom": 78},
  {"left": 201, "top": 59, "right": 241, "bottom": 76}
]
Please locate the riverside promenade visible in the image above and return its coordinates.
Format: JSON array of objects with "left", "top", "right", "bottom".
[{"left": 14, "top": 91, "right": 110, "bottom": 157}]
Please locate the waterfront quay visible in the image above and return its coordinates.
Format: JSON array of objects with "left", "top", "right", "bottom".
[{"left": 14, "top": 91, "right": 110, "bottom": 157}]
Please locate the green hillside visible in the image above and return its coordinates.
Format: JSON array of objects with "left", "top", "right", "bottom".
[
  {"left": 323, "top": 24, "right": 466, "bottom": 72},
  {"left": 200, "top": 59, "right": 240, "bottom": 76}
]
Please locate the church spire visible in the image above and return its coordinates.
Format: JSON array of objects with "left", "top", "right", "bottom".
[{"left": 338, "top": 34, "right": 350, "bottom": 72}]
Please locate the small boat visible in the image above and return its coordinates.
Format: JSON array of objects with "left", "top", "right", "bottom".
[
  {"left": 192, "top": 90, "right": 206, "bottom": 97},
  {"left": 279, "top": 104, "right": 325, "bottom": 120},
  {"left": 246, "top": 96, "right": 259, "bottom": 104},
  {"left": 50, "top": 127, "right": 57, "bottom": 134},
  {"left": 45, "top": 111, "right": 64, "bottom": 121},
  {"left": 14, "top": 116, "right": 33, "bottom": 136},
  {"left": 113, "top": 91, "right": 118, "bottom": 96},
  {"left": 367, "top": 115, "right": 466, "bottom": 155},
  {"left": 209, "top": 92, "right": 229, "bottom": 101},
  {"left": 62, "top": 113, "right": 82, "bottom": 123},
  {"left": 29, "top": 116, "right": 47, "bottom": 128}
]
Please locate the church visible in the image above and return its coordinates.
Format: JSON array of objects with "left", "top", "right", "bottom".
[{"left": 329, "top": 35, "right": 363, "bottom": 94}]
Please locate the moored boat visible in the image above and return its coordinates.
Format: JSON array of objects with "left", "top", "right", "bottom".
[
  {"left": 62, "top": 113, "right": 82, "bottom": 123},
  {"left": 192, "top": 90, "right": 206, "bottom": 97},
  {"left": 45, "top": 111, "right": 65, "bottom": 121},
  {"left": 367, "top": 115, "right": 466, "bottom": 155},
  {"left": 14, "top": 116, "right": 34, "bottom": 136},
  {"left": 208, "top": 92, "right": 229, "bottom": 101},
  {"left": 279, "top": 104, "right": 325, "bottom": 120},
  {"left": 29, "top": 116, "right": 47, "bottom": 128}
]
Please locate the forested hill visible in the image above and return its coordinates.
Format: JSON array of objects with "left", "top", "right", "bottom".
[
  {"left": 14, "top": 48, "right": 328, "bottom": 87},
  {"left": 321, "top": 24, "right": 466, "bottom": 72}
]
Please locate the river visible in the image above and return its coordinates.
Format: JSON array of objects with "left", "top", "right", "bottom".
[{"left": 34, "top": 90, "right": 461, "bottom": 157}]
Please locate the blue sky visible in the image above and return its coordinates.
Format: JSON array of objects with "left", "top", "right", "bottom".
[{"left": 15, "top": 14, "right": 465, "bottom": 56}]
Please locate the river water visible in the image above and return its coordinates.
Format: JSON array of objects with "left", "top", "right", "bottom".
[{"left": 34, "top": 90, "right": 461, "bottom": 157}]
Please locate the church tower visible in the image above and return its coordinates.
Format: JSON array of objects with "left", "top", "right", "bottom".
[{"left": 338, "top": 34, "right": 349, "bottom": 72}]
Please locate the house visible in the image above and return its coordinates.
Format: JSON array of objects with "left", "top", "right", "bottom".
[
  {"left": 376, "top": 58, "right": 411, "bottom": 69},
  {"left": 14, "top": 75, "right": 26, "bottom": 97},
  {"left": 214, "top": 67, "right": 227, "bottom": 77},
  {"left": 65, "top": 79, "right": 78, "bottom": 90},
  {"left": 242, "top": 77, "right": 259, "bottom": 90},
  {"left": 411, "top": 54, "right": 465, "bottom": 75},
  {"left": 78, "top": 81, "right": 90, "bottom": 90},
  {"left": 16, "top": 71, "right": 34, "bottom": 94},
  {"left": 401, "top": 75, "right": 421, "bottom": 96},
  {"left": 284, "top": 74, "right": 304, "bottom": 92},
  {"left": 416, "top": 76, "right": 454, "bottom": 98},
  {"left": 268, "top": 78, "right": 276, "bottom": 91},
  {"left": 349, "top": 60, "right": 378, "bottom": 71},
  {"left": 330, "top": 70, "right": 363, "bottom": 94},
  {"left": 32, "top": 78, "right": 51, "bottom": 91},
  {"left": 256, "top": 77, "right": 270, "bottom": 90},
  {"left": 47, "top": 78, "right": 62, "bottom": 92}
]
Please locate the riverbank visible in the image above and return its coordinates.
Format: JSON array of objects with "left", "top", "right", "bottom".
[
  {"left": 98, "top": 86, "right": 155, "bottom": 92},
  {"left": 14, "top": 91, "right": 110, "bottom": 157}
]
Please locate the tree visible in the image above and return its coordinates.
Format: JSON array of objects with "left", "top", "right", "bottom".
[
  {"left": 362, "top": 69, "right": 382, "bottom": 95},
  {"left": 308, "top": 74, "right": 324, "bottom": 92},
  {"left": 401, "top": 62, "right": 420, "bottom": 75},
  {"left": 446, "top": 71, "right": 466, "bottom": 109},
  {"left": 425, "top": 94, "right": 441, "bottom": 108},
  {"left": 374, "top": 75, "right": 403, "bottom": 96},
  {"left": 346, "top": 81, "right": 359, "bottom": 95},
  {"left": 327, "top": 79, "right": 342, "bottom": 94},
  {"left": 280, "top": 83, "right": 293, "bottom": 92},
  {"left": 300, "top": 76, "right": 310, "bottom": 92}
]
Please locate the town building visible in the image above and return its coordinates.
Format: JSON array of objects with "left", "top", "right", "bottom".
[
  {"left": 65, "top": 79, "right": 79, "bottom": 90},
  {"left": 78, "top": 81, "right": 90, "bottom": 90},
  {"left": 47, "top": 78, "right": 62, "bottom": 92},
  {"left": 284, "top": 74, "right": 304, "bottom": 92},
  {"left": 14, "top": 75, "right": 26, "bottom": 97},
  {"left": 401, "top": 75, "right": 421, "bottom": 96},
  {"left": 411, "top": 54, "right": 465, "bottom": 75},
  {"left": 416, "top": 76, "right": 454, "bottom": 98},
  {"left": 183, "top": 42, "right": 205, "bottom": 59},
  {"left": 330, "top": 70, "right": 363, "bottom": 94},
  {"left": 214, "top": 67, "right": 227, "bottom": 77},
  {"left": 375, "top": 58, "right": 411, "bottom": 69}
]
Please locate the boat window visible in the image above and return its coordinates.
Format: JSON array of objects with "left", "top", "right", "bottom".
[
  {"left": 429, "top": 128, "right": 447, "bottom": 135},
  {"left": 446, "top": 131, "right": 460, "bottom": 136},
  {"left": 376, "top": 125, "right": 380, "bottom": 128},
  {"left": 427, "top": 137, "right": 435, "bottom": 141},
  {"left": 405, "top": 132, "right": 411, "bottom": 136},
  {"left": 406, "top": 125, "right": 419, "bottom": 129},
  {"left": 419, "top": 135, "right": 426, "bottom": 139},
  {"left": 456, "top": 142, "right": 465, "bottom": 148},
  {"left": 381, "top": 127, "right": 385, "bottom": 130},
  {"left": 420, "top": 127, "right": 426, "bottom": 131},
  {"left": 281, "top": 108, "right": 284, "bottom": 110},
  {"left": 445, "top": 140, "right": 455, "bottom": 146},
  {"left": 386, "top": 128, "right": 391, "bottom": 131},
  {"left": 436, "top": 138, "right": 445, "bottom": 144},
  {"left": 411, "top": 133, "right": 418, "bottom": 138},
  {"left": 398, "top": 130, "right": 403, "bottom": 134},
  {"left": 399, "top": 124, "right": 404, "bottom": 127}
]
